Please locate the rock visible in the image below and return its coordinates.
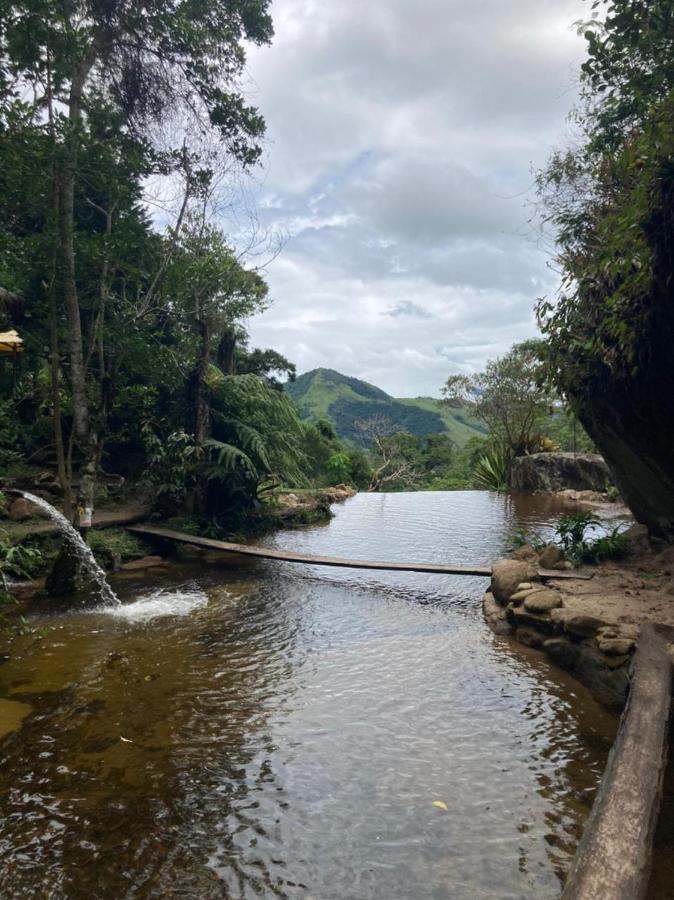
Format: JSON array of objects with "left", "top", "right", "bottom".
[
  {"left": 7, "top": 498, "right": 35, "bottom": 521},
  {"left": 553, "top": 560, "right": 574, "bottom": 571},
  {"left": 120, "top": 555, "right": 165, "bottom": 571},
  {"left": 538, "top": 544, "right": 563, "bottom": 569},
  {"left": 46, "top": 544, "right": 87, "bottom": 597},
  {"left": 543, "top": 637, "right": 630, "bottom": 709},
  {"left": 560, "top": 613, "right": 609, "bottom": 638},
  {"left": 490, "top": 560, "right": 538, "bottom": 605},
  {"left": 543, "top": 637, "right": 579, "bottom": 669},
  {"left": 509, "top": 452, "right": 611, "bottom": 494},
  {"left": 523, "top": 589, "right": 563, "bottom": 614},
  {"left": 512, "top": 544, "right": 538, "bottom": 562},
  {"left": 622, "top": 523, "right": 650, "bottom": 552},
  {"left": 596, "top": 636, "right": 636, "bottom": 656},
  {"left": 506, "top": 604, "right": 558, "bottom": 636},
  {"left": 509, "top": 589, "right": 535, "bottom": 606},
  {"left": 515, "top": 627, "right": 546, "bottom": 649},
  {"left": 482, "top": 592, "right": 514, "bottom": 636},
  {"left": 517, "top": 583, "right": 534, "bottom": 592}
]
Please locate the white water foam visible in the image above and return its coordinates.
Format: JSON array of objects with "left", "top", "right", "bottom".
[{"left": 102, "top": 587, "right": 209, "bottom": 623}]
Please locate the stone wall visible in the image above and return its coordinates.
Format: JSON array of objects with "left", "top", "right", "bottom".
[{"left": 484, "top": 559, "right": 634, "bottom": 709}]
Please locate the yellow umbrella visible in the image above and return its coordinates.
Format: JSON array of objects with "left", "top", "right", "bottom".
[{"left": 0, "top": 330, "right": 23, "bottom": 353}]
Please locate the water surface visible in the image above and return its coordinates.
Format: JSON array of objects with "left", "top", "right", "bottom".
[{"left": 0, "top": 491, "right": 617, "bottom": 899}]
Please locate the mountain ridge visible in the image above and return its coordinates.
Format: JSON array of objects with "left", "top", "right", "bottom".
[{"left": 285, "top": 368, "right": 486, "bottom": 447}]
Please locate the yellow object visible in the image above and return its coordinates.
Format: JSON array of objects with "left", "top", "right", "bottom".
[
  {"left": 0, "top": 330, "right": 23, "bottom": 353},
  {"left": 432, "top": 800, "right": 449, "bottom": 811}
]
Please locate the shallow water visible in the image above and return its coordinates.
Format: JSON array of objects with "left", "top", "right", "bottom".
[{"left": 0, "top": 491, "right": 618, "bottom": 899}]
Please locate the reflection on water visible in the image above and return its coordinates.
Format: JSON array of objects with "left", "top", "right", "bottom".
[{"left": 0, "top": 491, "right": 617, "bottom": 899}]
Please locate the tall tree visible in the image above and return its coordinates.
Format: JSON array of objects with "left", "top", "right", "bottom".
[{"left": 0, "top": 0, "right": 272, "bottom": 528}]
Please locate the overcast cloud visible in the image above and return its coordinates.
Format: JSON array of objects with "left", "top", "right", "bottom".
[{"left": 242, "top": 0, "right": 586, "bottom": 397}]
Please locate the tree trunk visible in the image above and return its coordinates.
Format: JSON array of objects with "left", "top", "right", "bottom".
[
  {"left": 194, "top": 301, "right": 210, "bottom": 516},
  {"left": 59, "top": 56, "right": 97, "bottom": 535},
  {"left": 46, "top": 53, "right": 73, "bottom": 519},
  {"left": 217, "top": 326, "right": 237, "bottom": 374}
]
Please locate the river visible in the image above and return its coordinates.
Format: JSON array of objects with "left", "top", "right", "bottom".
[{"left": 0, "top": 491, "right": 618, "bottom": 899}]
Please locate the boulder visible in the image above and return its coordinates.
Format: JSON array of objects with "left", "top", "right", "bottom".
[
  {"left": 506, "top": 604, "right": 558, "bottom": 636},
  {"left": 621, "top": 523, "right": 650, "bottom": 553},
  {"left": 512, "top": 544, "right": 538, "bottom": 562},
  {"left": 538, "top": 544, "right": 563, "bottom": 569},
  {"left": 509, "top": 452, "right": 611, "bottom": 494},
  {"left": 523, "top": 589, "right": 563, "bottom": 614},
  {"left": 596, "top": 636, "right": 636, "bottom": 656},
  {"left": 557, "top": 612, "right": 609, "bottom": 638},
  {"left": 490, "top": 560, "right": 538, "bottom": 605},
  {"left": 482, "top": 592, "right": 514, "bottom": 636},
  {"left": 8, "top": 498, "right": 35, "bottom": 521},
  {"left": 515, "top": 627, "right": 545, "bottom": 649}
]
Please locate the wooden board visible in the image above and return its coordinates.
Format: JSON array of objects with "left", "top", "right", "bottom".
[{"left": 128, "top": 525, "right": 590, "bottom": 580}]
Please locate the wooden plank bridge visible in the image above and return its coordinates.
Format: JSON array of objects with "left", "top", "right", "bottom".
[{"left": 128, "top": 525, "right": 590, "bottom": 580}]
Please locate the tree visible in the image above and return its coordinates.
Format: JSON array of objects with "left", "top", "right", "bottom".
[
  {"left": 442, "top": 342, "right": 552, "bottom": 458},
  {"left": 0, "top": 0, "right": 273, "bottom": 529},
  {"left": 537, "top": 0, "right": 674, "bottom": 537},
  {"left": 357, "top": 417, "right": 422, "bottom": 492},
  {"left": 167, "top": 217, "right": 268, "bottom": 512}
]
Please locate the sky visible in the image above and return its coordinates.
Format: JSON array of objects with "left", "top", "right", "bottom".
[{"left": 242, "top": 0, "right": 588, "bottom": 397}]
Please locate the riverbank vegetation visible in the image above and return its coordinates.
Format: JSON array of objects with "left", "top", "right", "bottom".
[{"left": 536, "top": 0, "right": 674, "bottom": 539}]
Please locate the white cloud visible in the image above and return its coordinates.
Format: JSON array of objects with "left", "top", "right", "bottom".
[{"left": 238, "top": 0, "right": 586, "bottom": 396}]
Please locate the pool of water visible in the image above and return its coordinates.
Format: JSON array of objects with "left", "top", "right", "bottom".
[{"left": 0, "top": 491, "right": 618, "bottom": 898}]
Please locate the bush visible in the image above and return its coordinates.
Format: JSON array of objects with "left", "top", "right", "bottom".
[{"left": 88, "top": 529, "right": 148, "bottom": 566}]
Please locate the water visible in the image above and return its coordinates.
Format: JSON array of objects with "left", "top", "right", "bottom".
[
  {"left": 0, "top": 491, "right": 619, "bottom": 898},
  {"left": 18, "top": 491, "right": 119, "bottom": 607}
]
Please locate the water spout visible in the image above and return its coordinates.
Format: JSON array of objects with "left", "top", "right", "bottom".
[{"left": 9, "top": 490, "right": 119, "bottom": 607}]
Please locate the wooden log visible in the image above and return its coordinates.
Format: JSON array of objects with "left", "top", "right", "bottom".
[
  {"left": 561, "top": 624, "right": 673, "bottom": 900},
  {"left": 127, "top": 525, "right": 590, "bottom": 580}
]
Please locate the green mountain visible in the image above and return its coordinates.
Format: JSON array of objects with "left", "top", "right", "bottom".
[{"left": 285, "top": 368, "right": 486, "bottom": 447}]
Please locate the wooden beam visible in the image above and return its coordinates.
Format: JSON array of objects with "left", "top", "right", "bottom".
[
  {"left": 128, "top": 525, "right": 590, "bottom": 579},
  {"left": 561, "top": 624, "right": 673, "bottom": 900}
]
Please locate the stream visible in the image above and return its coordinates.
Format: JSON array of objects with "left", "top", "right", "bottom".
[{"left": 0, "top": 491, "right": 619, "bottom": 899}]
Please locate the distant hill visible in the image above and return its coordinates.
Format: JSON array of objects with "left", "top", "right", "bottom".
[{"left": 285, "top": 368, "right": 486, "bottom": 447}]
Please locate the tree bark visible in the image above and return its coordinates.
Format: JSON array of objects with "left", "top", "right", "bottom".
[
  {"left": 194, "top": 297, "right": 211, "bottom": 516},
  {"left": 59, "top": 53, "right": 98, "bottom": 534}
]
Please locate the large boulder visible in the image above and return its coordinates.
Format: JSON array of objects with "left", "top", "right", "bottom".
[
  {"left": 490, "top": 559, "right": 538, "bottom": 605},
  {"left": 509, "top": 452, "right": 611, "bottom": 494}
]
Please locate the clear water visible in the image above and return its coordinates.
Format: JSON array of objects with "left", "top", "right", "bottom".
[{"left": 0, "top": 491, "right": 618, "bottom": 899}]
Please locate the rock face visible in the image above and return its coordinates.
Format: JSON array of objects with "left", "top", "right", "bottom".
[
  {"left": 509, "top": 452, "right": 611, "bottom": 494},
  {"left": 7, "top": 498, "right": 35, "bottom": 521}
]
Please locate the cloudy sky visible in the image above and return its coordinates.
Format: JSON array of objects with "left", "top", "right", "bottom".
[{"left": 242, "top": 0, "right": 587, "bottom": 397}]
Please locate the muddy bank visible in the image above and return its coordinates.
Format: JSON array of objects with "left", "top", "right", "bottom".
[{"left": 483, "top": 534, "right": 674, "bottom": 709}]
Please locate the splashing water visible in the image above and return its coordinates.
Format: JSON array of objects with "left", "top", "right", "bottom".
[
  {"left": 19, "top": 491, "right": 119, "bottom": 607},
  {"left": 102, "top": 586, "right": 208, "bottom": 622}
]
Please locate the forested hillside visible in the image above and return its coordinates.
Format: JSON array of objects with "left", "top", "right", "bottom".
[{"left": 285, "top": 368, "right": 485, "bottom": 447}]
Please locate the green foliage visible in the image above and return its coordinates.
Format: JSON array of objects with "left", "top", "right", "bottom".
[
  {"left": 0, "top": 529, "right": 43, "bottom": 582},
  {"left": 88, "top": 529, "right": 148, "bottom": 567},
  {"left": 143, "top": 428, "right": 198, "bottom": 513},
  {"left": 555, "top": 512, "right": 600, "bottom": 562},
  {"left": 472, "top": 447, "right": 510, "bottom": 492},
  {"left": 554, "top": 512, "right": 630, "bottom": 564},
  {"left": 442, "top": 341, "right": 553, "bottom": 457}
]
